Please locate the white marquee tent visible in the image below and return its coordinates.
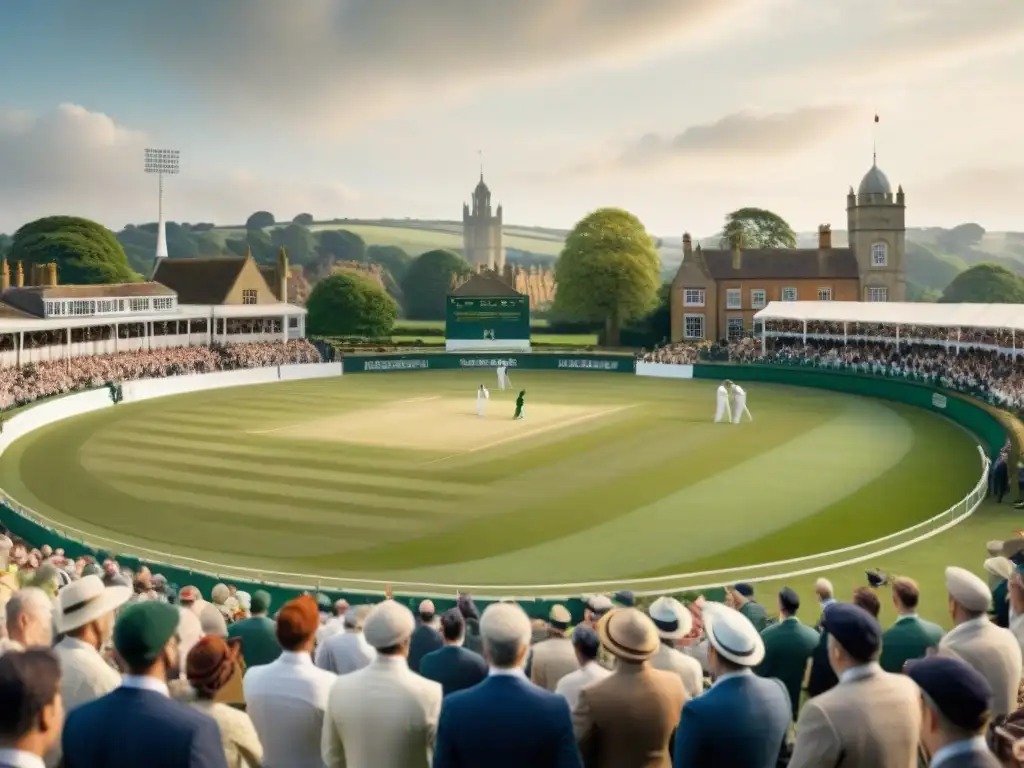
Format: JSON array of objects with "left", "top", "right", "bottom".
[{"left": 753, "top": 301, "right": 1024, "bottom": 331}]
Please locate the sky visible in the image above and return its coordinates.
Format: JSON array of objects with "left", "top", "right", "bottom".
[{"left": 0, "top": 0, "right": 1022, "bottom": 237}]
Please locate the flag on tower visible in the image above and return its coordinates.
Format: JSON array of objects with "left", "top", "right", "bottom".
[{"left": 874, "top": 114, "right": 880, "bottom": 123}]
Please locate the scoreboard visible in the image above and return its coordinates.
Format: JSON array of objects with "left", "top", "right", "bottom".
[{"left": 445, "top": 296, "right": 530, "bottom": 341}]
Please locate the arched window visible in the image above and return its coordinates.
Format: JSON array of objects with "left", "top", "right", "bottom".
[{"left": 871, "top": 242, "right": 888, "bottom": 267}]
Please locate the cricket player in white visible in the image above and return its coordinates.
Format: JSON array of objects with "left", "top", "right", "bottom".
[
  {"left": 715, "top": 381, "right": 732, "bottom": 423},
  {"left": 496, "top": 364, "right": 512, "bottom": 391},
  {"left": 476, "top": 384, "right": 489, "bottom": 416},
  {"left": 730, "top": 383, "right": 752, "bottom": 423}
]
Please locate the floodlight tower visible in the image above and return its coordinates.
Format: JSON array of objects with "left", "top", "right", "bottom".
[{"left": 144, "top": 148, "right": 180, "bottom": 274}]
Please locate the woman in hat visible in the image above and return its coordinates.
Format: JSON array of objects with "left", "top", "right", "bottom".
[{"left": 185, "top": 635, "right": 263, "bottom": 768}]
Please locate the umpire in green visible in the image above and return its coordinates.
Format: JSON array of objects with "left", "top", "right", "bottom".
[{"left": 755, "top": 587, "right": 820, "bottom": 719}]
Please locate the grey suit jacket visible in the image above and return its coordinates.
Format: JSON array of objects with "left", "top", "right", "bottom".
[{"left": 939, "top": 617, "right": 1023, "bottom": 717}]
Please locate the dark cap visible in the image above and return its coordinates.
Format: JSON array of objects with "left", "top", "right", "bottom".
[
  {"left": 778, "top": 587, "right": 800, "bottom": 614},
  {"left": 613, "top": 591, "right": 636, "bottom": 608},
  {"left": 821, "top": 603, "right": 881, "bottom": 662},
  {"left": 114, "top": 602, "right": 180, "bottom": 668},
  {"left": 907, "top": 656, "right": 993, "bottom": 732},
  {"left": 571, "top": 625, "right": 601, "bottom": 659},
  {"left": 733, "top": 583, "right": 754, "bottom": 597},
  {"left": 251, "top": 590, "right": 271, "bottom": 614}
]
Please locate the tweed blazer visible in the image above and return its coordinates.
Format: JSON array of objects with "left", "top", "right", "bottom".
[
  {"left": 572, "top": 661, "right": 684, "bottom": 768},
  {"left": 788, "top": 664, "right": 921, "bottom": 768},
  {"left": 939, "top": 616, "right": 1023, "bottom": 717},
  {"left": 530, "top": 636, "right": 580, "bottom": 692}
]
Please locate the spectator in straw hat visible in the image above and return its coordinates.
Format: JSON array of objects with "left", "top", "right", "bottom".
[
  {"left": 673, "top": 603, "right": 790, "bottom": 768},
  {"left": 984, "top": 557, "right": 1014, "bottom": 628},
  {"left": 529, "top": 605, "right": 579, "bottom": 693},
  {"left": 408, "top": 599, "right": 443, "bottom": 674},
  {"left": 940, "top": 566, "right": 1022, "bottom": 717},
  {"left": 186, "top": 636, "right": 263, "bottom": 768},
  {"left": 648, "top": 596, "right": 703, "bottom": 700},
  {"left": 572, "top": 607, "right": 684, "bottom": 768},
  {"left": 227, "top": 590, "right": 280, "bottom": 670}
]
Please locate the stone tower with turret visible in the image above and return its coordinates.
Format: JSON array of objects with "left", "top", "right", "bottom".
[
  {"left": 462, "top": 173, "right": 504, "bottom": 271},
  {"left": 847, "top": 158, "right": 906, "bottom": 302}
]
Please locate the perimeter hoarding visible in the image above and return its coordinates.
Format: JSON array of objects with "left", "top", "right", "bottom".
[
  {"left": 344, "top": 353, "right": 635, "bottom": 373},
  {"left": 446, "top": 296, "right": 530, "bottom": 342}
]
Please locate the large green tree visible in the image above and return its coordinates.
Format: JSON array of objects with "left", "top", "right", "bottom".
[
  {"left": 271, "top": 223, "right": 316, "bottom": 265},
  {"left": 401, "top": 249, "right": 472, "bottom": 320},
  {"left": 292, "top": 213, "right": 314, "bottom": 226},
  {"left": 939, "top": 263, "right": 1024, "bottom": 303},
  {"left": 9, "top": 216, "right": 139, "bottom": 284},
  {"left": 719, "top": 207, "right": 797, "bottom": 249},
  {"left": 367, "top": 244, "right": 413, "bottom": 282},
  {"left": 305, "top": 271, "right": 398, "bottom": 337},
  {"left": 246, "top": 211, "right": 275, "bottom": 230},
  {"left": 553, "top": 208, "right": 661, "bottom": 346},
  {"left": 316, "top": 229, "right": 366, "bottom": 263}
]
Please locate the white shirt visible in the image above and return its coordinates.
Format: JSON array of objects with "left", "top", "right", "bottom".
[
  {"left": 317, "top": 616, "right": 346, "bottom": 645},
  {"left": 732, "top": 385, "right": 746, "bottom": 398},
  {"left": 0, "top": 749, "right": 45, "bottom": 768},
  {"left": 488, "top": 666, "right": 528, "bottom": 679},
  {"left": 716, "top": 385, "right": 729, "bottom": 399},
  {"left": 838, "top": 662, "right": 881, "bottom": 684},
  {"left": 315, "top": 630, "right": 376, "bottom": 675},
  {"left": 244, "top": 651, "right": 337, "bottom": 768},
  {"left": 555, "top": 661, "right": 611, "bottom": 711},
  {"left": 477, "top": 387, "right": 489, "bottom": 400}
]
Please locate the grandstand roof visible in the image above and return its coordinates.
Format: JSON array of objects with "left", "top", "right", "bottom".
[{"left": 754, "top": 301, "right": 1024, "bottom": 331}]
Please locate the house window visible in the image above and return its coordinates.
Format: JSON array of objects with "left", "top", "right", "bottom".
[
  {"left": 867, "top": 286, "right": 889, "bottom": 302},
  {"left": 683, "top": 289, "right": 705, "bottom": 307},
  {"left": 727, "top": 317, "right": 744, "bottom": 341},
  {"left": 817, "top": 288, "right": 833, "bottom": 301},
  {"left": 781, "top": 287, "right": 798, "bottom": 302},
  {"left": 683, "top": 314, "right": 704, "bottom": 339},
  {"left": 725, "top": 289, "right": 741, "bottom": 309},
  {"left": 750, "top": 289, "right": 766, "bottom": 309},
  {"left": 129, "top": 298, "right": 150, "bottom": 312},
  {"left": 153, "top": 297, "right": 174, "bottom": 311},
  {"left": 871, "top": 242, "right": 887, "bottom": 267},
  {"left": 242, "top": 289, "right": 258, "bottom": 305}
]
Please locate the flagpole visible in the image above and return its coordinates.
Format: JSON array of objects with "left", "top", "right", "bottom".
[{"left": 872, "top": 111, "right": 879, "bottom": 165}]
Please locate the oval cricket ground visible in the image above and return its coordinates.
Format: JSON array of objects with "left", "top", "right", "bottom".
[{"left": 0, "top": 371, "right": 980, "bottom": 588}]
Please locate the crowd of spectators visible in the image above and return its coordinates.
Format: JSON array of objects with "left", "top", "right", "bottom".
[{"left": 0, "top": 340, "right": 321, "bottom": 412}]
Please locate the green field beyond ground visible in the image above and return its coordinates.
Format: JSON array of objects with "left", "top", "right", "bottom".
[{"left": 0, "top": 373, "right": 980, "bottom": 593}]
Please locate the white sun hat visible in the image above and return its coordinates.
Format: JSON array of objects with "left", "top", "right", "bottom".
[
  {"left": 647, "top": 596, "right": 693, "bottom": 641},
  {"left": 56, "top": 574, "right": 132, "bottom": 633},
  {"left": 702, "top": 602, "right": 765, "bottom": 667}
]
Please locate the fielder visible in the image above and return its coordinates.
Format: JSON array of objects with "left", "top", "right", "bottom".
[
  {"left": 513, "top": 389, "right": 526, "bottom": 420},
  {"left": 496, "top": 364, "right": 512, "bottom": 391},
  {"left": 476, "top": 384, "right": 489, "bottom": 416},
  {"left": 731, "top": 382, "right": 753, "bottom": 423},
  {"left": 714, "top": 381, "right": 732, "bottom": 423}
]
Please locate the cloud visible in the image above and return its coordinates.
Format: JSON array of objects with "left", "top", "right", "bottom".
[
  {"left": 0, "top": 104, "right": 359, "bottom": 233},
  {"left": 53, "top": 0, "right": 749, "bottom": 132}
]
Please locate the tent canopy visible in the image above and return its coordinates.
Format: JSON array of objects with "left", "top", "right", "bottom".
[{"left": 753, "top": 301, "right": 1024, "bottom": 331}]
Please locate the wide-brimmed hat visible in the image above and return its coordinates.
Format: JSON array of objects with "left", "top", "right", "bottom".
[
  {"left": 57, "top": 574, "right": 131, "bottom": 633},
  {"left": 984, "top": 557, "right": 1014, "bottom": 582},
  {"left": 597, "top": 608, "right": 659, "bottom": 662},
  {"left": 703, "top": 603, "right": 765, "bottom": 667},
  {"left": 647, "top": 597, "right": 693, "bottom": 641}
]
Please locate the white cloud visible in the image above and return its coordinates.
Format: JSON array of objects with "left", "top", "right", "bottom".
[{"left": 0, "top": 104, "right": 359, "bottom": 233}]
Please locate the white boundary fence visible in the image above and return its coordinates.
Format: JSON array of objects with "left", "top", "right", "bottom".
[{"left": 0, "top": 363, "right": 992, "bottom": 600}]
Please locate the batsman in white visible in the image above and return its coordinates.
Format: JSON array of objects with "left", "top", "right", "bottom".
[
  {"left": 730, "top": 382, "right": 753, "bottom": 423},
  {"left": 476, "top": 384, "right": 490, "bottom": 416},
  {"left": 496, "top": 364, "right": 512, "bottom": 391},
  {"left": 714, "top": 381, "right": 732, "bottom": 423}
]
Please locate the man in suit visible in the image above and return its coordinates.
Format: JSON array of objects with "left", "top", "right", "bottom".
[
  {"left": 648, "top": 596, "right": 703, "bottom": 699},
  {"left": 316, "top": 604, "right": 376, "bottom": 675},
  {"left": 673, "top": 603, "right": 790, "bottom": 768},
  {"left": 419, "top": 608, "right": 487, "bottom": 697},
  {"left": 408, "top": 599, "right": 443, "bottom": 674},
  {"left": 907, "top": 656, "right": 1001, "bottom": 767},
  {"left": 984, "top": 557, "right": 1012, "bottom": 628},
  {"left": 61, "top": 601, "right": 228, "bottom": 768},
  {"left": 0, "top": 649, "right": 64, "bottom": 768},
  {"left": 529, "top": 605, "right": 579, "bottom": 692},
  {"left": 555, "top": 626, "right": 610, "bottom": 711},
  {"left": 433, "top": 602, "right": 582, "bottom": 768},
  {"left": 939, "top": 566, "right": 1022, "bottom": 718},
  {"left": 322, "top": 599, "right": 443, "bottom": 768},
  {"left": 789, "top": 603, "right": 921, "bottom": 768},
  {"left": 807, "top": 586, "right": 881, "bottom": 698},
  {"left": 227, "top": 589, "right": 280, "bottom": 670},
  {"left": 573, "top": 607, "right": 684, "bottom": 768},
  {"left": 879, "top": 577, "right": 944, "bottom": 674},
  {"left": 755, "top": 586, "right": 819, "bottom": 720},
  {"left": 729, "top": 584, "right": 769, "bottom": 631}
]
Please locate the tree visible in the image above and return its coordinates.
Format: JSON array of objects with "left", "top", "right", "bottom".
[
  {"left": 316, "top": 229, "right": 366, "bottom": 264},
  {"left": 292, "top": 213, "right": 314, "bottom": 226},
  {"left": 245, "top": 211, "right": 275, "bottom": 230},
  {"left": 938, "top": 222, "right": 986, "bottom": 253},
  {"left": 367, "top": 244, "right": 413, "bottom": 282},
  {"left": 401, "top": 249, "right": 472, "bottom": 320},
  {"left": 939, "top": 263, "right": 1024, "bottom": 303},
  {"left": 271, "top": 224, "right": 316, "bottom": 265},
  {"left": 553, "top": 208, "right": 661, "bottom": 346},
  {"left": 9, "top": 216, "right": 139, "bottom": 284},
  {"left": 719, "top": 208, "right": 797, "bottom": 249},
  {"left": 244, "top": 229, "right": 276, "bottom": 264},
  {"left": 305, "top": 271, "right": 398, "bottom": 337}
]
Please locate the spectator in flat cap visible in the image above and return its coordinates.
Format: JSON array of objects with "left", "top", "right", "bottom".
[
  {"left": 528, "top": 604, "right": 579, "bottom": 692},
  {"left": 227, "top": 589, "right": 281, "bottom": 670},
  {"left": 316, "top": 603, "right": 375, "bottom": 677},
  {"left": 420, "top": 608, "right": 487, "bottom": 697},
  {"left": 808, "top": 586, "right": 882, "bottom": 700},
  {"left": 729, "top": 583, "right": 770, "bottom": 631},
  {"left": 322, "top": 599, "right": 442, "bottom": 768},
  {"left": 62, "top": 601, "right": 228, "bottom": 768},
  {"left": 245, "top": 595, "right": 336, "bottom": 768},
  {"left": 555, "top": 625, "right": 610, "bottom": 711},
  {"left": 755, "top": 586, "right": 820, "bottom": 721},
  {"left": 939, "top": 566, "right": 1022, "bottom": 717},
  {"left": 408, "top": 599, "right": 444, "bottom": 675},
  {"left": 455, "top": 594, "right": 484, "bottom": 657},
  {"left": 789, "top": 603, "right": 921, "bottom": 768},
  {"left": 433, "top": 602, "right": 581, "bottom": 768},
  {"left": 0, "top": 649, "right": 64, "bottom": 767},
  {"left": 879, "top": 577, "right": 944, "bottom": 674},
  {"left": 984, "top": 557, "right": 1013, "bottom": 628},
  {"left": 573, "top": 607, "right": 684, "bottom": 768},
  {"left": 647, "top": 596, "right": 703, "bottom": 699},
  {"left": 674, "top": 603, "right": 789, "bottom": 768},
  {"left": 907, "top": 656, "right": 1000, "bottom": 767},
  {"left": 1, "top": 587, "right": 53, "bottom": 657}
]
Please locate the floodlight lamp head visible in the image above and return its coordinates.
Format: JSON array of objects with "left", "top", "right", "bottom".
[{"left": 144, "top": 148, "right": 180, "bottom": 174}]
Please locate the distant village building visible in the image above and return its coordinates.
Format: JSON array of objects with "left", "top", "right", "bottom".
[
  {"left": 462, "top": 173, "right": 504, "bottom": 271},
  {"left": 670, "top": 159, "right": 907, "bottom": 343},
  {"left": 452, "top": 263, "right": 555, "bottom": 311}
]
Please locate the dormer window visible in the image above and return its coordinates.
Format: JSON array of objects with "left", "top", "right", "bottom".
[{"left": 871, "top": 242, "right": 888, "bottom": 267}]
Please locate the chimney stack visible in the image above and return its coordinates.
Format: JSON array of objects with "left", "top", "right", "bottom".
[
  {"left": 276, "top": 247, "right": 289, "bottom": 302},
  {"left": 47, "top": 262, "right": 57, "bottom": 287},
  {"left": 818, "top": 224, "right": 832, "bottom": 250},
  {"left": 1, "top": 260, "right": 8, "bottom": 293},
  {"left": 731, "top": 237, "right": 742, "bottom": 271},
  {"left": 15, "top": 261, "right": 24, "bottom": 288},
  {"left": 682, "top": 233, "right": 692, "bottom": 259}
]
